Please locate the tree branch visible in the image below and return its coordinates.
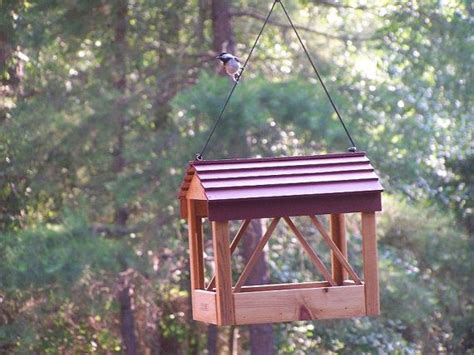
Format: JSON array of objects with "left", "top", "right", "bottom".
[
  {"left": 91, "top": 223, "right": 140, "bottom": 238},
  {"left": 230, "top": 9, "right": 374, "bottom": 42},
  {"left": 309, "top": 0, "right": 373, "bottom": 10}
]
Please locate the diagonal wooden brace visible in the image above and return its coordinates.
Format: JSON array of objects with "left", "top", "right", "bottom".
[
  {"left": 284, "top": 217, "right": 336, "bottom": 286},
  {"left": 233, "top": 218, "right": 280, "bottom": 293},
  {"left": 310, "top": 215, "right": 362, "bottom": 285}
]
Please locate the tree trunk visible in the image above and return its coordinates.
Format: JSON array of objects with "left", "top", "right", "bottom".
[
  {"left": 210, "top": 3, "right": 275, "bottom": 353},
  {"left": 197, "top": 0, "right": 207, "bottom": 46},
  {"left": 112, "top": 0, "right": 128, "bottom": 184},
  {"left": 118, "top": 272, "right": 138, "bottom": 355},
  {"left": 211, "top": 0, "right": 235, "bottom": 54},
  {"left": 241, "top": 220, "right": 275, "bottom": 355},
  {"left": 207, "top": 324, "right": 218, "bottom": 355},
  {"left": 111, "top": 1, "right": 137, "bottom": 353}
]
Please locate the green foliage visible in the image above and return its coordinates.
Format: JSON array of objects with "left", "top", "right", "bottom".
[
  {"left": 1, "top": 212, "right": 121, "bottom": 290},
  {"left": 1, "top": 0, "right": 472, "bottom": 352},
  {"left": 0, "top": 211, "right": 128, "bottom": 351},
  {"left": 379, "top": 196, "right": 474, "bottom": 353},
  {"left": 173, "top": 73, "right": 353, "bottom": 161}
]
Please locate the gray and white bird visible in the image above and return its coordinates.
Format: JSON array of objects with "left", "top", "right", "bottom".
[{"left": 216, "top": 52, "right": 242, "bottom": 82}]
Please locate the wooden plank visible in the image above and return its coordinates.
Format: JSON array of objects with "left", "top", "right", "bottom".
[
  {"left": 179, "top": 197, "right": 187, "bottom": 218},
  {"left": 206, "top": 281, "right": 331, "bottom": 293},
  {"left": 233, "top": 218, "right": 280, "bottom": 292},
  {"left": 310, "top": 215, "right": 362, "bottom": 285},
  {"left": 212, "top": 221, "right": 235, "bottom": 325},
  {"left": 187, "top": 199, "right": 204, "bottom": 290},
  {"left": 192, "top": 290, "right": 217, "bottom": 324},
  {"left": 239, "top": 281, "right": 330, "bottom": 292},
  {"left": 234, "top": 285, "right": 365, "bottom": 325},
  {"left": 195, "top": 217, "right": 205, "bottom": 289},
  {"left": 195, "top": 200, "right": 208, "bottom": 217},
  {"left": 361, "top": 212, "right": 380, "bottom": 316},
  {"left": 330, "top": 214, "right": 347, "bottom": 284},
  {"left": 207, "top": 219, "right": 251, "bottom": 291},
  {"left": 187, "top": 175, "right": 206, "bottom": 200},
  {"left": 283, "top": 217, "right": 336, "bottom": 286}
]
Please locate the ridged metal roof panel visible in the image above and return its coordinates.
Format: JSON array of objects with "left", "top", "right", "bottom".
[{"left": 179, "top": 152, "right": 383, "bottom": 219}]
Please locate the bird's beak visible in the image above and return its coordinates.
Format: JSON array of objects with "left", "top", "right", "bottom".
[{"left": 215, "top": 55, "right": 221, "bottom": 59}]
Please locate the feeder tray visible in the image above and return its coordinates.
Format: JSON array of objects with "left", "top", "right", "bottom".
[{"left": 179, "top": 151, "right": 383, "bottom": 325}]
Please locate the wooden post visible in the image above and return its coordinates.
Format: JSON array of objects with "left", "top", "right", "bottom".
[
  {"left": 361, "top": 212, "right": 380, "bottom": 316},
  {"left": 207, "top": 219, "right": 251, "bottom": 291},
  {"left": 212, "top": 221, "right": 235, "bottom": 325},
  {"left": 195, "top": 217, "right": 204, "bottom": 288},
  {"left": 187, "top": 199, "right": 204, "bottom": 290},
  {"left": 330, "top": 214, "right": 347, "bottom": 285}
]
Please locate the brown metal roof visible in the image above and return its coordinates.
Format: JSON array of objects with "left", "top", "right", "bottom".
[{"left": 179, "top": 152, "right": 383, "bottom": 220}]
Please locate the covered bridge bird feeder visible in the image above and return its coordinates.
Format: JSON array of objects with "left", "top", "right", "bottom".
[
  {"left": 179, "top": 152, "right": 383, "bottom": 325},
  {"left": 178, "top": 0, "right": 383, "bottom": 325}
]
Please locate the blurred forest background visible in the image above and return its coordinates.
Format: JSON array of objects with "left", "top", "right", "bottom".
[{"left": 1, "top": 0, "right": 473, "bottom": 353}]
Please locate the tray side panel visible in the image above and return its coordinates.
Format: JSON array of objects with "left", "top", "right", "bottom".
[
  {"left": 233, "top": 285, "right": 365, "bottom": 325},
  {"left": 193, "top": 290, "right": 217, "bottom": 324}
]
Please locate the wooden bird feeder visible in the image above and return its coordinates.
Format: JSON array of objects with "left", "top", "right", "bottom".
[{"left": 179, "top": 152, "right": 383, "bottom": 325}]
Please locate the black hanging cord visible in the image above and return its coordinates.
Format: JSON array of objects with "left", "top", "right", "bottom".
[
  {"left": 195, "top": 0, "right": 279, "bottom": 160},
  {"left": 277, "top": 0, "right": 357, "bottom": 151},
  {"left": 195, "top": 0, "right": 357, "bottom": 160}
]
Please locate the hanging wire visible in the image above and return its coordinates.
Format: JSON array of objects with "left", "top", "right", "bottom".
[
  {"left": 195, "top": 0, "right": 357, "bottom": 160},
  {"left": 195, "top": 0, "right": 279, "bottom": 160},
  {"left": 277, "top": 0, "right": 357, "bottom": 151}
]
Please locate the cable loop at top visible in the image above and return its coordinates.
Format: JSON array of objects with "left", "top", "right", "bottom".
[
  {"left": 195, "top": 0, "right": 357, "bottom": 160},
  {"left": 195, "top": 0, "right": 279, "bottom": 161}
]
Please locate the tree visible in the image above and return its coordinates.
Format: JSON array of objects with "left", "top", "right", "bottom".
[
  {"left": 1, "top": 0, "right": 473, "bottom": 352},
  {"left": 241, "top": 221, "right": 275, "bottom": 355}
]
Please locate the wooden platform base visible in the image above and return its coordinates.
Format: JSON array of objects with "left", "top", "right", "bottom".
[{"left": 193, "top": 282, "right": 369, "bottom": 325}]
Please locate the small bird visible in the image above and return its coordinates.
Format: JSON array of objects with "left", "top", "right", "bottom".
[{"left": 216, "top": 52, "right": 242, "bottom": 82}]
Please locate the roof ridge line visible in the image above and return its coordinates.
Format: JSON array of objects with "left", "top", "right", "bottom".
[{"left": 191, "top": 151, "right": 367, "bottom": 165}]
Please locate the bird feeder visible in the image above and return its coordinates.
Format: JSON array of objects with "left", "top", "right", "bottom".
[{"left": 179, "top": 151, "right": 383, "bottom": 325}]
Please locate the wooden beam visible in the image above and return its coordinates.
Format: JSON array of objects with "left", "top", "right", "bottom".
[
  {"left": 361, "top": 212, "right": 380, "bottom": 316},
  {"left": 330, "top": 214, "right": 348, "bottom": 284},
  {"left": 194, "top": 200, "right": 208, "bottom": 217},
  {"left": 196, "top": 217, "right": 205, "bottom": 288},
  {"left": 310, "top": 215, "right": 362, "bottom": 285},
  {"left": 207, "top": 281, "right": 333, "bottom": 293},
  {"left": 238, "top": 281, "right": 330, "bottom": 292},
  {"left": 207, "top": 219, "right": 251, "bottom": 291},
  {"left": 233, "top": 218, "right": 280, "bottom": 293},
  {"left": 187, "top": 175, "right": 206, "bottom": 200},
  {"left": 192, "top": 290, "right": 217, "bottom": 324},
  {"left": 284, "top": 217, "right": 336, "bottom": 286},
  {"left": 187, "top": 199, "right": 205, "bottom": 290},
  {"left": 212, "top": 221, "right": 235, "bottom": 325},
  {"left": 233, "top": 285, "right": 365, "bottom": 325}
]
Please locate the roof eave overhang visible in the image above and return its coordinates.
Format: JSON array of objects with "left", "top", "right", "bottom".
[{"left": 207, "top": 191, "right": 382, "bottom": 221}]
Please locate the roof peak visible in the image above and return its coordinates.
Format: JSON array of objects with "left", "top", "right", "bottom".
[{"left": 191, "top": 151, "right": 367, "bottom": 166}]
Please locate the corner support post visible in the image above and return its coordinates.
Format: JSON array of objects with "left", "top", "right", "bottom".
[
  {"left": 187, "top": 199, "right": 205, "bottom": 290},
  {"left": 330, "top": 214, "right": 347, "bottom": 285},
  {"left": 361, "top": 212, "right": 380, "bottom": 316},
  {"left": 212, "top": 221, "right": 235, "bottom": 325}
]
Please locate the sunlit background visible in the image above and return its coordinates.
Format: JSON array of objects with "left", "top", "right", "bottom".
[{"left": 1, "top": 0, "right": 472, "bottom": 353}]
